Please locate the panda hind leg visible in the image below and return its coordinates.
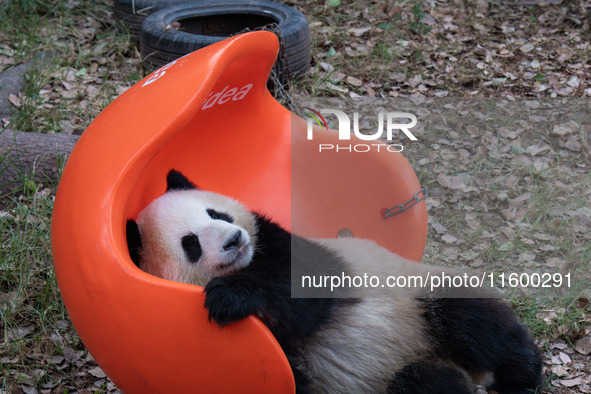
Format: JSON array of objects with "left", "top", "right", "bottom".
[
  {"left": 421, "top": 298, "right": 543, "bottom": 393},
  {"left": 387, "top": 361, "right": 474, "bottom": 394}
]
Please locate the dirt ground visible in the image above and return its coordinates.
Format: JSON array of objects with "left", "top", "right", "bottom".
[{"left": 0, "top": 0, "right": 590, "bottom": 392}]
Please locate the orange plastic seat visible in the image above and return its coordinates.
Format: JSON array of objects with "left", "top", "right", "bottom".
[{"left": 51, "top": 31, "right": 427, "bottom": 393}]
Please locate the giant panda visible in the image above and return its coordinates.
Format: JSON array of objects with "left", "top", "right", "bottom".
[{"left": 126, "top": 169, "right": 543, "bottom": 394}]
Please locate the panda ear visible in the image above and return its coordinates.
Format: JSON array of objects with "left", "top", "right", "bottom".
[
  {"left": 166, "top": 169, "right": 198, "bottom": 191},
  {"left": 126, "top": 219, "right": 142, "bottom": 267}
]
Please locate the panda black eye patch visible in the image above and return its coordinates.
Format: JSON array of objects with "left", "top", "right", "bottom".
[
  {"left": 206, "top": 209, "right": 234, "bottom": 223},
  {"left": 181, "top": 233, "right": 202, "bottom": 263}
]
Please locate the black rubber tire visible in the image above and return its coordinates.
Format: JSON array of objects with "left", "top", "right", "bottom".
[
  {"left": 139, "top": 0, "right": 311, "bottom": 81},
  {"left": 113, "top": 0, "right": 183, "bottom": 38}
]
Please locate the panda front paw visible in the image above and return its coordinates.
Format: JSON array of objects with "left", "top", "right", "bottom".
[{"left": 203, "top": 277, "right": 265, "bottom": 327}]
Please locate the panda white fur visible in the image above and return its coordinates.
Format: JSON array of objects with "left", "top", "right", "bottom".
[{"left": 126, "top": 170, "right": 543, "bottom": 394}]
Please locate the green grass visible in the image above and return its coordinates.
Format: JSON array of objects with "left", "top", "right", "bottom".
[
  {"left": 0, "top": 0, "right": 590, "bottom": 391},
  {"left": 0, "top": 0, "right": 138, "bottom": 389},
  {"left": 0, "top": 189, "right": 67, "bottom": 375},
  {"left": 0, "top": 1, "right": 69, "bottom": 61},
  {"left": 0, "top": 0, "right": 138, "bottom": 134},
  {"left": 408, "top": 1, "right": 431, "bottom": 36},
  {"left": 514, "top": 297, "right": 589, "bottom": 342}
]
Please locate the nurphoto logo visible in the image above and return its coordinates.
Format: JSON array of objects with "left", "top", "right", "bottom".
[{"left": 303, "top": 108, "right": 418, "bottom": 153}]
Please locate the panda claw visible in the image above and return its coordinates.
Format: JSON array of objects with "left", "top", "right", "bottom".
[
  {"left": 204, "top": 277, "right": 262, "bottom": 327},
  {"left": 206, "top": 309, "right": 235, "bottom": 328}
]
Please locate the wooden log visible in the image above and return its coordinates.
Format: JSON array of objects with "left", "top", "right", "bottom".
[
  {"left": 0, "top": 52, "right": 55, "bottom": 119},
  {"left": 0, "top": 129, "right": 79, "bottom": 194}
]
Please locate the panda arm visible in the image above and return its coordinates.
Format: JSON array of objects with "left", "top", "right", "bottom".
[
  {"left": 204, "top": 267, "right": 337, "bottom": 348},
  {"left": 203, "top": 273, "right": 268, "bottom": 327},
  {"left": 204, "top": 216, "right": 339, "bottom": 347}
]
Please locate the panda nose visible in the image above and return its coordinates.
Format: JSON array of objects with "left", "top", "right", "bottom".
[{"left": 223, "top": 230, "right": 242, "bottom": 251}]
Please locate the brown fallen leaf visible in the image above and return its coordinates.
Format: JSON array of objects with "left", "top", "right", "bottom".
[
  {"left": 533, "top": 159, "right": 549, "bottom": 172},
  {"left": 431, "top": 222, "right": 447, "bottom": 234},
  {"left": 559, "top": 351, "right": 572, "bottom": 365},
  {"left": 526, "top": 143, "right": 551, "bottom": 156},
  {"left": 436, "top": 173, "right": 479, "bottom": 193},
  {"left": 347, "top": 27, "right": 371, "bottom": 37},
  {"left": 552, "top": 120, "right": 579, "bottom": 136},
  {"left": 533, "top": 233, "right": 551, "bottom": 241},
  {"left": 88, "top": 366, "right": 107, "bottom": 378},
  {"left": 560, "top": 377, "right": 582, "bottom": 387},
  {"left": 509, "top": 192, "right": 531, "bottom": 208},
  {"left": 346, "top": 76, "right": 363, "bottom": 87},
  {"left": 498, "top": 126, "right": 523, "bottom": 139},
  {"left": 63, "top": 347, "right": 83, "bottom": 363},
  {"left": 6, "top": 325, "right": 34, "bottom": 341},
  {"left": 551, "top": 365, "right": 569, "bottom": 377},
  {"left": 441, "top": 233, "right": 457, "bottom": 244},
  {"left": 60, "top": 90, "right": 77, "bottom": 99},
  {"left": 565, "top": 136, "right": 581, "bottom": 152},
  {"left": 545, "top": 257, "right": 565, "bottom": 269},
  {"left": 464, "top": 125, "right": 480, "bottom": 137},
  {"left": 500, "top": 206, "right": 529, "bottom": 222},
  {"left": 8, "top": 93, "right": 21, "bottom": 107},
  {"left": 519, "top": 43, "right": 534, "bottom": 53},
  {"left": 465, "top": 213, "right": 481, "bottom": 231},
  {"left": 574, "top": 337, "right": 591, "bottom": 356}
]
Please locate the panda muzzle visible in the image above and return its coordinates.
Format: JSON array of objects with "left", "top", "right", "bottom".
[{"left": 222, "top": 230, "right": 243, "bottom": 252}]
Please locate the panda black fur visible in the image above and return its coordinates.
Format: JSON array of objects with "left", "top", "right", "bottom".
[{"left": 126, "top": 170, "right": 543, "bottom": 394}]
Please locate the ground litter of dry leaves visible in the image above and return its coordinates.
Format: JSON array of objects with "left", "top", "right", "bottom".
[{"left": 0, "top": 0, "right": 590, "bottom": 392}]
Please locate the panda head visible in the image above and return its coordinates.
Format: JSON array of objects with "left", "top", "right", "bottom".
[{"left": 126, "top": 170, "right": 257, "bottom": 285}]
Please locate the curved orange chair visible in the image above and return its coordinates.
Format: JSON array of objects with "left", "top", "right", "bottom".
[{"left": 51, "top": 31, "right": 427, "bottom": 393}]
